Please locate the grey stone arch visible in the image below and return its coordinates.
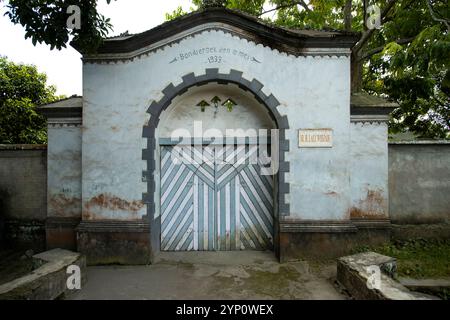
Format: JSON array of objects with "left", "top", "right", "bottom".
[{"left": 142, "top": 68, "right": 290, "bottom": 257}]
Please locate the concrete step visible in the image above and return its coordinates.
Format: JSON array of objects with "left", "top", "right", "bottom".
[
  {"left": 399, "top": 277, "right": 450, "bottom": 296},
  {"left": 0, "top": 249, "right": 86, "bottom": 300},
  {"left": 337, "top": 252, "right": 439, "bottom": 300}
]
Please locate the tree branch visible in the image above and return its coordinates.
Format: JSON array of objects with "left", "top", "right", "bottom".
[
  {"left": 353, "top": 0, "right": 398, "bottom": 55},
  {"left": 432, "top": 95, "right": 449, "bottom": 108},
  {"left": 426, "top": 0, "right": 450, "bottom": 31},
  {"left": 358, "top": 36, "right": 416, "bottom": 62},
  {"left": 258, "top": 1, "right": 311, "bottom": 17},
  {"left": 298, "top": 0, "right": 312, "bottom": 12}
]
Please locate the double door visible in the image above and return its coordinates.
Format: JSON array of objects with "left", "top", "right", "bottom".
[{"left": 160, "top": 144, "right": 274, "bottom": 251}]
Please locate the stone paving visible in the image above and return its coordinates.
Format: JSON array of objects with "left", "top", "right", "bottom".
[{"left": 68, "top": 252, "right": 345, "bottom": 300}]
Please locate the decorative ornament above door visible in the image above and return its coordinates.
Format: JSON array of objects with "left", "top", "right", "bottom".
[
  {"left": 196, "top": 100, "right": 210, "bottom": 112},
  {"left": 196, "top": 97, "right": 238, "bottom": 114},
  {"left": 222, "top": 98, "right": 237, "bottom": 112}
]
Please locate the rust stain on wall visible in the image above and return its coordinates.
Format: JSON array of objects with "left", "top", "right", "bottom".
[
  {"left": 49, "top": 194, "right": 81, "bottom": 216},
  {"left": 84, "top": 193, "right": 144, "bottom": 213},
  {"left": 350, "top": 189, "right": 388, "bottom": 219}
]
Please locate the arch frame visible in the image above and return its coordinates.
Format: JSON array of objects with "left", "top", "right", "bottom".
[{"left": 142, "top": 68, "right": 290, "bottom": 253}]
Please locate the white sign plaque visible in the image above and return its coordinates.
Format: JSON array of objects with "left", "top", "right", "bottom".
[{"left": 298, "top": 129, "right": 333, "bottom": 148}]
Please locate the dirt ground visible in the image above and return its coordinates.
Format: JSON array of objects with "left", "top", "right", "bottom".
[{"left": 67, "top": 252, "right": 346, "bottom": 300}]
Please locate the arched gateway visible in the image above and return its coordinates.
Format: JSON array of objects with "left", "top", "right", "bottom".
[
  {"left": 40, "top": 8, "right": 395, "bottom": 264},
  {"left": 142, "top": 72, "right": 290, "bottom": 253}
]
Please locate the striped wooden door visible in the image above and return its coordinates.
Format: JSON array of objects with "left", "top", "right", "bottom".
[{"left": 160, "top": 144, "right": 273, "bottom": 251}]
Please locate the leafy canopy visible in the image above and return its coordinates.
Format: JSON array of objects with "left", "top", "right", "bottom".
[
  {"left": 2, "top": 0, "right": 115, "bottom": 53},
  {"left": 167, "top": 0, "right": 449, "bottom": 139},
  {"left": 2, "top": 0, "right": 448, "bottom": 138},
  {"left": 0, "top": 56, "right": 61, "bottom": 144}
]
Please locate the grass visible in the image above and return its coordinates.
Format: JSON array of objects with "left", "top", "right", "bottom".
[{"left": 353, "top": 239, "right": 450, "bottom": 279}]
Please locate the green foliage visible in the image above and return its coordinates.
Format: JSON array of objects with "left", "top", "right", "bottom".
[
  {"left": 2, "top": 0, "right": 115, "bottom": 53},
  {"left": 3, "top": 1, "right": 448, "bottom": 138},
  {"left": 0, "top": 57, "right": 61, "bottom": 144},
  {"left": 165, "top": 6, "right": 191, "bottom": 21},
  {"left": 166, "top": 0, "right": 267, "bottom": 20},
  {"left": 166, "top": 0, "right": 449, "bottom": 139},
  {"left": 354, "top": 239, "right": 450, "bottom": 279},
  {"left": 364, "top": 1, "right": 449, "bottom": 139},
  {"left": 197, "top": 0, "right": 227, "bottom": 7},
  {"left": 0, "top": 98, "right": 47, "bottom": 144}
]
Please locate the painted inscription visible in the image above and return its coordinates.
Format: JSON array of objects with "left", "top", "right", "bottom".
[
  {"left": 169, "top": 47, "right": 261, "bottom": 64},
  {"left": 298, "top": 129, "right": 333, "bottom": 148}
]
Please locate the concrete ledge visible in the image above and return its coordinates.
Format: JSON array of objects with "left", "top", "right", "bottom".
[
  {"left": 352, "top": 218, "right": 391, "bottom": 230},
  {"left": 77, "top": 220, "right": 150, "bottom": 233},
  {"left": 337, "top": 252, "right": 437, "bottom": 300},
  {"left": 0, "top": 249, "right": 86, "bottom": 300},
  {"left": 0, "top": 144, "right": 47, "bottom": 150},
  {"left": 280, "top": 220, "right": 357, "bottom": 233},
  {"left": 399, "top": 278, "right": 450, "bottom": 297}
]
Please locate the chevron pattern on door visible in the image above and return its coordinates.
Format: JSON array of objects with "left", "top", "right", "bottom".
[{"left": 160, "top": 144, "right": 274, "bottom": 251}]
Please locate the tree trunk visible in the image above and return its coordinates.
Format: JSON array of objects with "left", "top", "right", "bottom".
[
  {"left": 351, "top": 51, "right": 363, "bottom": 93},
  {"left": 350, "top": 0, "right": 369, "bottom": 93},
  {"left": 344, "top": 0, "right": 352, "bottom": 31},
  {"left": 351, "top": 0, "right": 398, "bottom": 93}
]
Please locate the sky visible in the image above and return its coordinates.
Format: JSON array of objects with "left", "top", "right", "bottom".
[{"left": 0, "top": 0, "right": 193, "bottom": 96}]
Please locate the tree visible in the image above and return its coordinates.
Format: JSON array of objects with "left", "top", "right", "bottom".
[
  {"left": 0, "top": 57, "right": 61, "bottom": 144},
  {"left": 167, "top": 0, "right": 449, "bottom": 139},
  {"left": 3, "top": 1, "right": 447, "bottom": 138},
  {"left": 2, "top": 0, "right": 115, "bottom": 53}
]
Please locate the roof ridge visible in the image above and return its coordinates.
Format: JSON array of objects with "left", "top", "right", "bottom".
[
  {"left": 75, "top": 7, "right": 360, "bottom": 56},
  {"left": 104, "top": 7, "right": 357, "bottom": 41},
  {"left": 37, "top": 95, "right": 82, "bottom": 108}
]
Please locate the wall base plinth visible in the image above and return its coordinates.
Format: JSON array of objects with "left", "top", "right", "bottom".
[
  {"left": 76, "top": 220, "right": 152, "bottom": 265},
  {"left": 46, "top": 217, "right": 80, "bottom": 251},
  {"left": 278, "top": 219, "right": 391, "bottom": 262}
]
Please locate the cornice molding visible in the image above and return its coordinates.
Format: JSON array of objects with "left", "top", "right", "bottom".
[
  {"left": 350, "top": 114, "right": 390, "bottom": 123},
  {"left": 279, "top": 219, "right": 391, "bottom": 233},
  {"left": 76, "top": 220, "right": 150, "bottom": 233},
  {"left": 83, "top": 26, "right": 352, "bottom": 64}
]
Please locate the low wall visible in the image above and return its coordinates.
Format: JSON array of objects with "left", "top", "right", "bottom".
[
  {"left": 0, "top": 145, "right": 47, "bottom": 250},
  {"left": 1, "top": 142, "right": 449, "bottom": 252},
  {"left": 389, "top": 141, "right": 450, "bottom": 225}
]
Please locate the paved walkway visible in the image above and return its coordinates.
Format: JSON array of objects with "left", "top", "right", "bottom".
[{"left": 68, "top": 252, "right": 345, "bottom": 300}]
